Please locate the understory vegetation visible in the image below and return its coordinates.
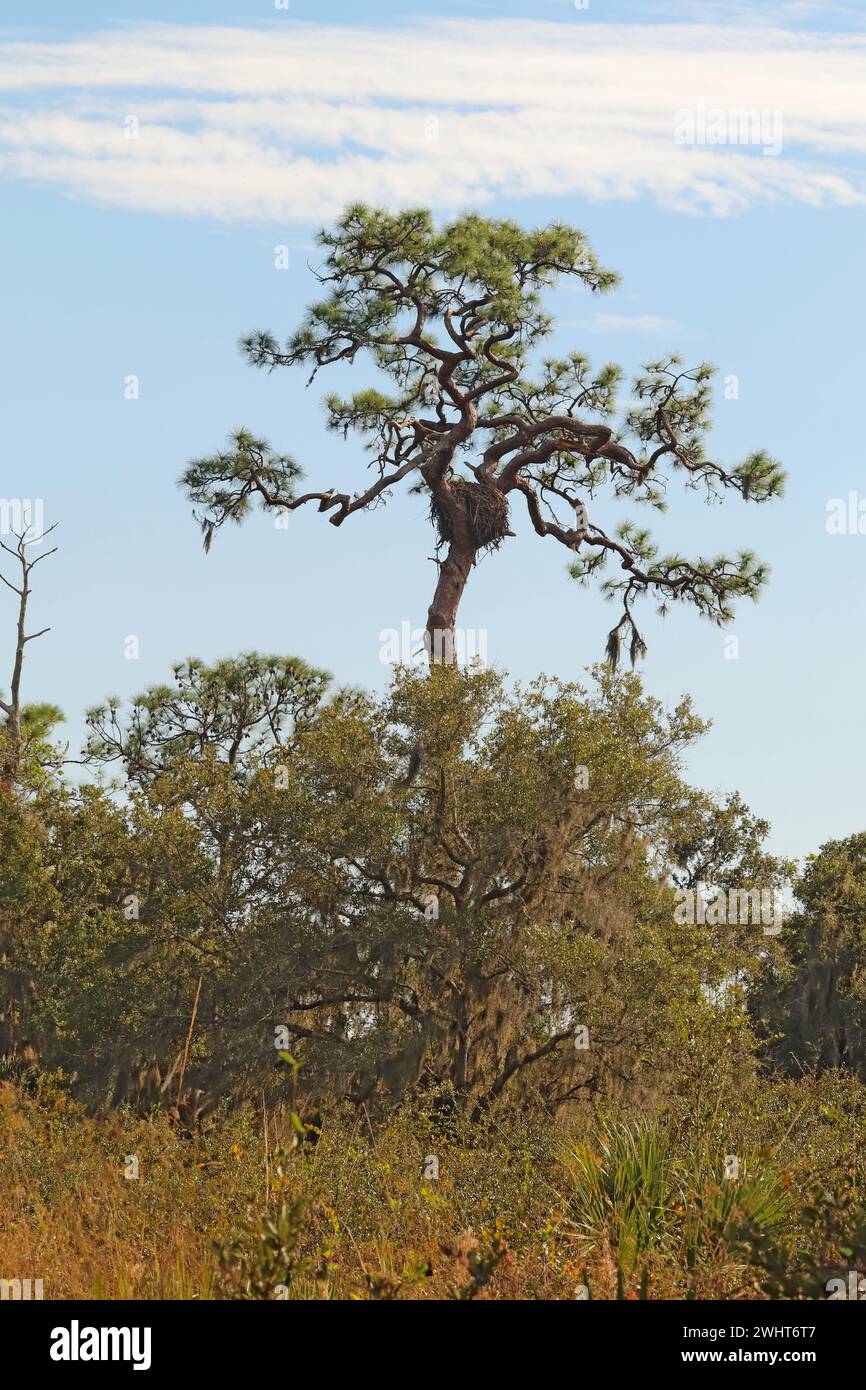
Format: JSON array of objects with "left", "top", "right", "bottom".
[
  {"left": 1, "top": 207, "right": 859, "bottom": 1301},
  {"left": 2, "top": 658, "right": 866, "bottom": 1300},
  {"left": 3, "top": 1066, "right": 866, "bottom": 1300}
]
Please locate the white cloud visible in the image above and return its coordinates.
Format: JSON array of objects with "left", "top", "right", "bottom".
[
  {"left": 0, "top": 19, "right": 864, "bottom": 223},
  {"left": 577, "top": 313, "right": 686, "bottom": 336}
]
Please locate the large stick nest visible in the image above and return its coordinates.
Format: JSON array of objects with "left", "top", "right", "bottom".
[{"left": 430, "top": 478, "right": 511, "bottom": 555}]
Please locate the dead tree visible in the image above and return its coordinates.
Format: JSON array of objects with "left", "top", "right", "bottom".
[{"left": 0, "top": 523, "right": 57, "bottom": 783}]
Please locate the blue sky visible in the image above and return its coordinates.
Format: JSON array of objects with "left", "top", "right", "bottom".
[{"left": 1, "top": 0, "right": 865, "bottom": 860}]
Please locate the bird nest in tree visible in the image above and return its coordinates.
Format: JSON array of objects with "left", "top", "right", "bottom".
[{"left": 430, "top": 478, "right": 511, "bottom": 554}]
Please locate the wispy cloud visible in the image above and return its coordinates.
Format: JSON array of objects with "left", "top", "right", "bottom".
[
  {"left": 0, "top": 19, "right": 864, "bottom": 223},
  {"left": 576, "top": 313, "right": 686, "bottom": 336}
]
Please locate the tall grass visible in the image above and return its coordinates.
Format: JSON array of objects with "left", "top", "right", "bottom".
[{"left": 1, "top": 1072, "right": 863, "bottom": 1299}]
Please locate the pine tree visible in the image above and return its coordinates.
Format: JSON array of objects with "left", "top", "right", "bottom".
[{"left": 181, "top": 205, "right": 784, "bottom": 665}]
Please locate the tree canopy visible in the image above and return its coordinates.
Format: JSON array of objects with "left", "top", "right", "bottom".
[
  {"left": 182, "top": 205, "right": 784, "bottom": 664},
  {"left": 84, "top": 653, "right": 329, "bottom": 784},
  {"left": 4, "top": 656, "right": 785, "bottom": 1123},
  {"left": 755, "top": 833, "right": 866, "bottom": 1076}
]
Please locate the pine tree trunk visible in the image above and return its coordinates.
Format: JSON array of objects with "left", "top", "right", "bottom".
[
  {"left": 426, "top": 537, "right": 476, "bottom": 666},
  {"left": 426, "top": 479, "right": 478, "bottom": 666}
]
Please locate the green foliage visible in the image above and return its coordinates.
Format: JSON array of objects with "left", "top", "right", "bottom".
[
  {"left": 84, "top": 652, "right": 329, "bottom": 783},
  {"left": 0, "top": 787, "right": 59, "bottom": 1062},
  {"left": 671, "top": 790, "right": 793, "bottom": 893},
  {"left": 7, "top": 1069, "right": 862, "bottom": 1300},
  {"left": 734, "top": 1177, "right": 866, "bottom": 1299},
  {"left": 5, "top": 653, "right": 785, "bottom": 1129},
  {"left": 3, "top": 634, "right": 866, "bottom": 1303},
  {"left": 5, "top": 1026, "right": 866, "bottom": 1300},
  {"left": 754, "top": 833, "right": 866, "bottom": 1076},
  {"left": 215, "top": 1153, "right": 308, "bottom": 1299},
  {"left": 562, "top": 1115, "right": 788, "bottom": 1291},
  {"left": 0, "top": 701, "right": 65, "bottom": 793},
  {"left": 182, "top": 432, "right": 304, "bottom": 554},
  {"left": 563, "top": 1119, "right": 677, "bottom": 1266},
  {"left": 181, "top": 207, "right": 784, "bottom": 664}
]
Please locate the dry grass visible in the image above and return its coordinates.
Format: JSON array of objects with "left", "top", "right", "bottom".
[{"left": 2, "top": 1071, "right": 864, "bottom": 1300}]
